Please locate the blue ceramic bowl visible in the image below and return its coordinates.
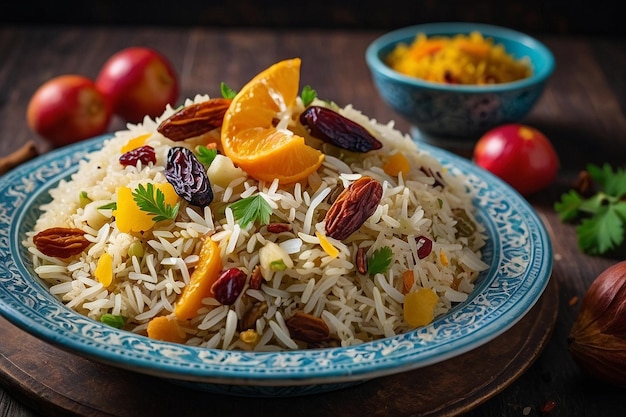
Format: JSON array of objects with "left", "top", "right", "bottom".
[
  {"left": 0, "top": 135, "right": 553, "bottom": 397},
  {"left": 366, "top": 22, "right": 555, "bottom": 148}
]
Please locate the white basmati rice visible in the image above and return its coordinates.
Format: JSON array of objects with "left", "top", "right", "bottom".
[{"left": 24, "top": 93, "right": 488, "bottom": 351}]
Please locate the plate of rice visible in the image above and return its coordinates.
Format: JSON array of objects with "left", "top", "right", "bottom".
[{"left": 0, "top": 59, "right": 552, "bottom": 397}]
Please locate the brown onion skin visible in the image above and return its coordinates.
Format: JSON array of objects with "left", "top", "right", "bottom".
[{"left": 568, "top": 261, "right": 626, "bottom": 387}]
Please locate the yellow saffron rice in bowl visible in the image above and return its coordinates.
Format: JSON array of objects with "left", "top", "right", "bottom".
[{"left": 386, "top": 31, "right": 532, "bottom": 85}]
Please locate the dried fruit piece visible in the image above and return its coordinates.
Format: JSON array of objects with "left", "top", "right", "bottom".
[
  {"left": 402, "top": 270, "right": 415, "bottom": 294},
  {"left": 383, "top": 152, "right": 411, "bottom": 176},
  {"left": 324, "top": 176, "right": 383, "bottom": 240},
  {"left": 239, "top": 329, "right": 260, "bottom": 345},
  {"left": 147, "top": 315, "right": 187, "bottom": 344},
  {"left": 266, "top": 223, "right": 292, "bottom": 233},
  {"left": 568, "top": 261, "right": 626, "bottom": 387},
  {"left": 174, "top": 237, "right": 222, "bottom": 320},
  {"left": 299, "top": 106, "right": 382, "bottom": 152},
  {"left": 211, "top": 267, "right": 247, "bottom": 305},
  {"left": 33, "top": 227, "right": 90, "bottom": 258},
  {"left": 165, "top": 146, "right": 213, "bottom": 207},
  {"left": 315, "top": 231, "right": 339, "bottom": 258},
  {"left": 404, "top": 288, "right": 438, "bottom": 327},
  {"left": 286, "top": 312, "right": 330, "bottom": 344},
  {"left": 356, "top": 247, "right": 368, "bottom": 274},
  {"left": 416, "top": 236, "right": 433, "bottom": 259},
  {"left": 95, "top": 252, "right": 114, "bottom": 287},
  {"left": 115, "top": 183, "right": 179, "bottom": 233},
  {"left": 120, "top": 133, "right": 151, "bottom": 154},
  {"left": 157, "top": 98, "right": 232, "bottom": 141},
  {"left": 119, "top": 145, "right": 156, "bottom": 167}
]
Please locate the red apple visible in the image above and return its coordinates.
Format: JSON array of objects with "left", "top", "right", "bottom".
[
  {"left": 96, "top": 47, "right": 179, "bottom": 123},
  {"left": 27, "top": 74, "right": 112, "bottom": 147}
]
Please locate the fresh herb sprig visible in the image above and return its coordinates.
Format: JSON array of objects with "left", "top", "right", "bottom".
[
  {"left": 368, "top": 246, "right": 393, "bottom": 275},
  {"left": 300, "top": 85, "right": 317, "bottom": 107},
  {"left": 220, "top": 82, "right": 237, "bottom": 99},
  {"left": 555, "top": 163, "right": 626, "bottom": 255},
  {"left": 229, "top": 194, "right": 272, "bottom": 228},
  {"left": 196, "top": 145, "right": 218, "bottom": 167},
  {"left": 132, "top": 183, "right": 180, "bottom": 223},
  {"left": 100, "top": 314, "right": 126, "bottom": 329}
]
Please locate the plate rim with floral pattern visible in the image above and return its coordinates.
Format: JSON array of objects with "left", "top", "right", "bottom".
[{"left": 0, "top": 134, "right": 552, "bottom": 389}]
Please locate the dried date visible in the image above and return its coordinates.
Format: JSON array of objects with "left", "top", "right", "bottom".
[
  {"left": 325, "top": 176, "right": 383, "bottom": 240},
  {"left": 165, "top": 147, "right": 213, "bottom": 207},
  {"left": 300, "top": 106, "right": 382, "bottom": 152},
  {"left": 33, "top": 227, "right": 91, "bottom": 258},
  {"left": 119, "top": 145, "right": 156, "bottom": 167},
  {"left": 157, "top": 98, "right": 232, "bottom": 141}
]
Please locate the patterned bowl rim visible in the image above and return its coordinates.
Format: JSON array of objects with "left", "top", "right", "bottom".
[{"left": 0, "top": 134, "right": 553, "bottom": 386}]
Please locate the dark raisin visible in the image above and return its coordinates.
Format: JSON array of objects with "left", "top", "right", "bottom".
[
  {"left": 211, "top": 268, "right": 247, "bottom": 305},
  {"left": 300, "top": 106, "right": 382, "bottom": 153},
  {"left": 416, "top": 236, "right": 433, "bottom": 259},
  {"left": 119, "top": 145, "right": 156, "bottom": 167},
  {"left": 165, "top": 147, "right": 213, "bottom": 207}
]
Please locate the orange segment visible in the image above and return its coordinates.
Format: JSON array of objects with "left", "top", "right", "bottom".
[
  {"left": 174, "top": 237, "right": 222, "bottom": 321},
  {"left": 221, "top": 58, "right": 324, "bottom": 184}
]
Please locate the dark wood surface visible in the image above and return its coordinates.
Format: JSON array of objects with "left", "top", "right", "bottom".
[
  {"left": 0, "top": 279, "right": 558, "bottom": 417},
  {"left": 1, "top": 26, "right": 625, "bottom": 416}
]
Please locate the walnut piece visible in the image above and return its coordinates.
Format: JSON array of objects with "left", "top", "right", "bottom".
[{"left": 286, "top": 312, "right": 330, "bottom": 344}]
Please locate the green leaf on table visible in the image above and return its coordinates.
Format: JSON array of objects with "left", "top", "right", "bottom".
[{"left": 576, "top": 205, "right": 625, "bottom": 255}]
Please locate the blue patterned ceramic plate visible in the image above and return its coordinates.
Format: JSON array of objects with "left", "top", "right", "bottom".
[{"left": 0, "top": 135, "right": 552, "bottom": 397}]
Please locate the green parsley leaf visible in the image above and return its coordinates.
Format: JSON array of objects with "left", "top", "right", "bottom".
[
  {"left": 554, "top": 190, "right": 583, "bottom": 221},
  {"left": 588, "top": 163, "right": 626, "bottom": 197},
  {"left": 132, "top": 183, "right": 180, "bottom": 223},
  {"left": 576, "top": 205, "right": 624, "bottom": 255},
  {"left": 554, "top": 163, "right": 626, "bottom": 255},
  {"left": 300, "top": 85, "right": 317, "bottom": 107},
  {"left": 220, "top": 82, "right": 237, "bottom": 99},
  {"left": 196, "top": 145, "right": 218, "bottom": 167},
  {"left": 368, "top": 246, "right": 393, "bottom": 275},
  {"left": 229, "top": 194, "right": 272, "bottom": 228},
  {"left": 100, "top": 314, "right": 126, "bottom": 329}
]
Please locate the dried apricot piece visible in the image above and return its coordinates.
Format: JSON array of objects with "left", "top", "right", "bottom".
[
  {"left": 147, "top": 315, "right": 187, "bottom": 344},
  {"left": 174, "top": 237, "right": 222, "bottom": 320},
  {"left": 403, "top": 288, "right": 438, "bottom": 327}
]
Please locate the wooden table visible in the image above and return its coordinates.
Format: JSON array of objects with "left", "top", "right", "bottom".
[{"left": 1, "top": 26, "right": 625, "bottom": 417}]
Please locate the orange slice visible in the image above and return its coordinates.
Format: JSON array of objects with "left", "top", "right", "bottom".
[{"left": 221, "top": 58, "right": 324, "bottom": 184}]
